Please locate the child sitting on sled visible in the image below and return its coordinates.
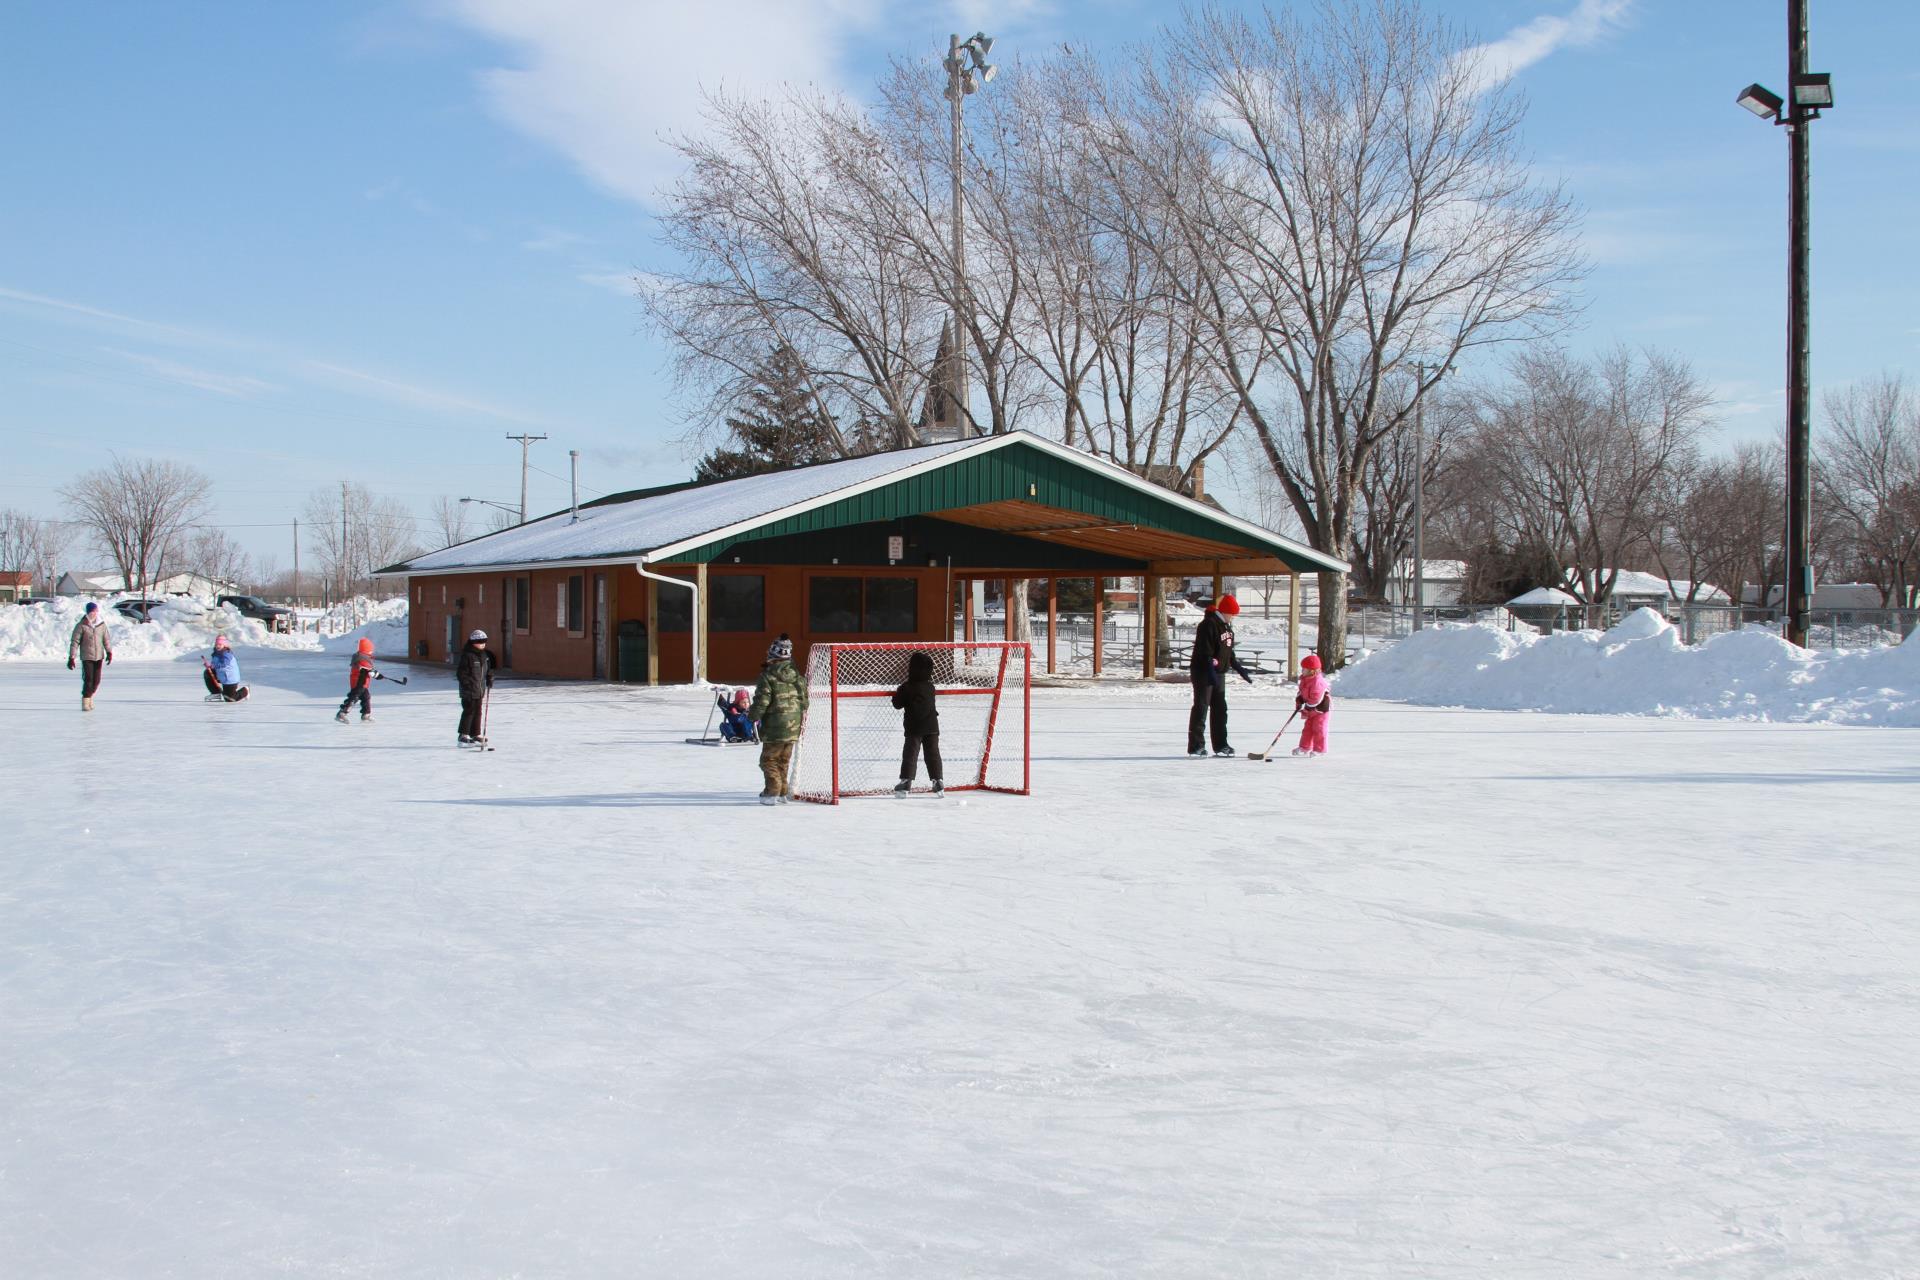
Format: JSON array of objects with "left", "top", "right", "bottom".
[
  {"left": 717, "top": 687, "right": 757, "bottom": 743},
  {"left": 1292, "top": 654, "right": 1331, "bottom": 756}
]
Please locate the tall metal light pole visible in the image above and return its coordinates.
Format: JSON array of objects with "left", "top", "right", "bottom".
[
  {"left": 1408, "top": 361, "right": 1451, "bottom": 631},
  {"left": 944, "top": 32, "right": 996, "bottom": 439},
  {"left": 1737, "top": 1, "right": 1833, "bottom": 648}
]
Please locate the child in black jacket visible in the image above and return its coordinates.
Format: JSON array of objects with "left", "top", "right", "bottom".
[{"left": 890, "top": 650, "right": 943, "bottom": 797}]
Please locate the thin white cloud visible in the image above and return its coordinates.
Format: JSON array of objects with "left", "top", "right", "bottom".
[
  {"left": 0, "top": 284, "right": 220, "bottom": 345},
  {"left": 575, "top": 269, "right": 637, "bottom": 296},
  {"left": 1461, "top": 0, "right": 1634, "bottom": 91},
  {"left": 106, "top": 349, "right": 278, "bottom": 398},
  {"left": 438, "top": 0, "right": 876, "bottom": 207},
  {"left": 524, "top": 227, "right": 591, "bottom": 253},
  {"left": 301, "top": 359, "right": 550, "bottom": 426}
]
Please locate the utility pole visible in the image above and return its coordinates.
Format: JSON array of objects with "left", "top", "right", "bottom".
[
  {"left": 340, "top": 481, "right": 349, "bottom": 606},
  {"left": 292, "top": 518, "right": 299, "bottom": 606},
  {"left": 569, "top": 449, "right": 580, "bottom": 523},
  {"left": 505, "top": 433, "right": 547, "bottom": 525},
  {"left": 1408, "top": 361, "right": 1451, "bottom": 632}
]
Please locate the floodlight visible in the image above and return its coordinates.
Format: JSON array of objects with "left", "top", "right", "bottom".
[
  {"left": 971, "top": 32, "right": 994, "bottom": 56},
  {"left": 1791, "top": 72, "right": 1833, "bottom": 108},
  {"left": 979, "top": 63, "right": 998, "bottom": 84},
  {"left": 1736, "top": 82, "right": 1784, "bottom": 120}
]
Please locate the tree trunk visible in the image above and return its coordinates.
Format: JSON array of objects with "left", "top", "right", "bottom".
[
  {"left": 1316, "top": 569, "right": 1349, "bottom": 669},
  {"left": 1007, "top": 584, "right": 1033, "bottom": 644},
  {"left": 1150, "top": 576, "right": 1173, "bottom": 668}
]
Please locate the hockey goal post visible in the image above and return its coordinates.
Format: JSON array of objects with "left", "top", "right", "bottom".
[{"left": 790, "top": 641, "right": 1031, "bottom": 804}]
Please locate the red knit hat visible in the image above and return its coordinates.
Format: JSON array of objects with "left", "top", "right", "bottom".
[
  {"left": 1216, "top": 594, "right": 1240, "bottom": 616},
  {"left": 1300, "top": 653, "right": 1322, "bottom": 671},
  {"left": 357, "top": 637, "right": 374, "bottom": 655}
]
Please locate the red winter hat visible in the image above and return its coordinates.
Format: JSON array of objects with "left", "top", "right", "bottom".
[
  {"left": 357, "top": 637, "right": 374, "bottom": 655},
  {"left": 1300, "top": 653, "right": 1322, "bottom": 671},
  {"left": 1216, "top": 594, "right": 1240, "bottom": 616}
]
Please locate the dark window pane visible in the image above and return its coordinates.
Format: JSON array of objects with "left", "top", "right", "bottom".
[
  {"left": 514, "top": 576, "right": 529, "bottom": 630},
  {"left": 658, "top": 581, "right": 692, "bottom": 632},
  {"left": 809, "top": 577, "right": 862, "bottom": 633},
  {"left": 864, "top": 577, "right": 917, "bottom": 633},
  {"left": 567, "top": 575, "right": 584, "bottom": 632},
  {"left": 711, "top": 575, "right": 765, "bottom": 633}
]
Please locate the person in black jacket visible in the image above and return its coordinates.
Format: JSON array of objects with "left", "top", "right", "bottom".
[
  {"left": 890, "top": 650, "right": 944, "bottom": 796},
  {"left": 455, "top": 630, "right": 497, "bottom": 746},
  {"left": 1188, "top": 594, "right": 1252, "bottom": 756}
]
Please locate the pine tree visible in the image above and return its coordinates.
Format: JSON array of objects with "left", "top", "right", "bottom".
[{"left": 695, "top": 345, "right": 842, "bottom": 481}]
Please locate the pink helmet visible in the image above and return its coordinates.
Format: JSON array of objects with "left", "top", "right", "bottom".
[
  {"left": 213, "top": 634, "right": 230, "bottom": 650},
  {"left": 733, "top": 687, "right": 751, "bottom": 707}
]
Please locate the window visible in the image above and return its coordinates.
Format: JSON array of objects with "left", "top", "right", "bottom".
[
  {"left": 711, "top": 575, "right": 765, "bottom": 633},
  {"left": 567, "top": 574, "right": 584, "bottom": 633},
  {"left": 809, "top": 577, "right": 862, "bottom": 633},
  {"left": 415, "top": 586, "right": 422, "bottom": 605},
  {"left": 658, "top": 581, "right": 691, "bottom": 633},
  {"left": 514, "top": 576, "right": 530, "bottom": 631},
  {"left": 556, "top": 582, "right": 567, "bottom": 629},
  {"left": 441, "top": 584, "right": 447, "bottom": 604},
  {"left": 478, "top": 582, "right": 484, "bottom": 604},
  {"left": 864, "top": 577, "right": 918, "bottom": 633}
]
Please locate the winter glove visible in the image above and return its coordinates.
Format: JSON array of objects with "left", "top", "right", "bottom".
[
  {"left": 68, "top": 658, "right": 75, "bottom": 670},
  {"left": 105, "top": 653, "right": 112, "bottom": 664},
  {"left": 1239, "top": 670, "right": 1253, "bottom": 684}
]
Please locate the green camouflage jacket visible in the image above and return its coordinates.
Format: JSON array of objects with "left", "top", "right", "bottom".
[{"left": 750, "top": 660, "right": 809, "bottom": 742}]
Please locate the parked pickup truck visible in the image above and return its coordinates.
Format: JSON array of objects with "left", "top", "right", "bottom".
[{"left": 218, "top": 594, "right": 296, "bottom": 632}]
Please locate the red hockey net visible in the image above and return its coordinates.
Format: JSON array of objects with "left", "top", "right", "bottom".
[{"left": 791, "top": 641, "right": 1031, "bottom": 804}]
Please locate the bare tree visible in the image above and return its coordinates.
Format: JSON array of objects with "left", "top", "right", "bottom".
[
  {"left": 60, "top": 456, "right": 212, "bottom": 594},
  {"left": 1475, "top": 347, "right": 1712, "bottom": 606},
  {"left": 430, "top": 496, "right": 473, "bottom": 550},
  {"left": 1819, "top": 373, "right": 1920, "bottom": 606},
  {"left": 0, "top": 509, "right": 75, "bottom": 594},
  {"left": 1090, "top": 1, "right": 1581, "bottom": 664},
  {"left": 304, "top": 484, "right": 423, "bottom": 599},
  {"left": 184, "top": 527, "right": 252, "bottom": 592},
  {"left": 1652, "top": 442, "right": 1784, "bottom": 609}
]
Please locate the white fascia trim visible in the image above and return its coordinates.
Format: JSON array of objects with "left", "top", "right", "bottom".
[
  {"left": 382, "top": 556, "right": 643, "bottom": 579},
  {"left": 641, "top": 434, "right": 1019, "bottom": 563}
]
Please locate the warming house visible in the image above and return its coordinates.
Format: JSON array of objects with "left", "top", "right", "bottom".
[{"left": 380, "top": 432, "right": 1349, "bottom": 685}]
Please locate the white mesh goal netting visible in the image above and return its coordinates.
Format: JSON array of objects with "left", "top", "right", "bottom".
[{"left": 791, "top": 642, "right": 1031, "bottom": 803}]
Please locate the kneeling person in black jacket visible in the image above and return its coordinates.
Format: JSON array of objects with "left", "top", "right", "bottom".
[{"left": 890, "top": 651, "right": 943, "bottom": 797}]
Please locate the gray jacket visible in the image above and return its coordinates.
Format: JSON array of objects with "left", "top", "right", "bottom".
[{"left": 69, "top": 616, "right": 113, "bottom": 663}]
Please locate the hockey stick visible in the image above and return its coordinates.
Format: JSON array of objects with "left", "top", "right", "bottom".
[
  {"left": 1248, "top": 708, "right": 1301, "bottom": 760},
  {"left": 375, "top": 672, "right": 408, "bottom": 685}
]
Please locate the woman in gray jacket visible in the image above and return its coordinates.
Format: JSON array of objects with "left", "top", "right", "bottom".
[{"left": 67, "top": 601, "right": 113, "bottom": 710}]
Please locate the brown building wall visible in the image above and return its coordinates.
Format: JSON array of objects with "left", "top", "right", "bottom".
[{"left": 406, "top": 563, "right": 950, "bottom": 686}]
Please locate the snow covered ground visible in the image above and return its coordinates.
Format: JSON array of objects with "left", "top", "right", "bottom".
[{"left": 3, "top": 651, "right": 1917, "bottom": 1277}]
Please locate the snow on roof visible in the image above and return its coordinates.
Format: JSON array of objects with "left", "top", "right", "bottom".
[
  {"left": 393, "top": 432, "right": 1348, "bottom": 576},
  {"left": 1510, "top": 586, "right": 1579, "bottom": 606},
  {"left": 1390, "top": 559, "right": 1467, "bottom": 580},
  {"left": 1603, "top": 570, "right": 1728, "bottom": 602},
  {"left": 400, "top": 437, "right": 985, "bottom": 574}
]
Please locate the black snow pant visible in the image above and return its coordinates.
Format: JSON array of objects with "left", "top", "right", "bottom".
[
  {"left": 203, "top": 669, "right": 248, "bottom": 701},
  {"left": 901, "top": 732, "right": 943, "bottom": 782},
  {"left": 80, "top": 660, "right": 103, "bottom": 699},
  {"left": 459, "top": 696, "right": 484, "bottom": 739},
  {"left": 1188, "top": 675, "right": 1228, "bottom": 753},
  {"left": 338, "top": 685, "right": 371, "bottom": 718}
]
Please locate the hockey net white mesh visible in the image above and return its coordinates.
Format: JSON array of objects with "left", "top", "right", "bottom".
[{"left": 791, "top": 642, "right": 1031, "bottom": 803}]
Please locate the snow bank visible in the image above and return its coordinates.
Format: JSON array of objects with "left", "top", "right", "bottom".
[
  {"left": 1335, "top": 606, "right": 1920, "bottom": 725},
  {"left": 319, "top": 598, "right": 411, "bottom": 657},
  {"left": 0, "top": 597, "right": 330, "bottom": 663}
]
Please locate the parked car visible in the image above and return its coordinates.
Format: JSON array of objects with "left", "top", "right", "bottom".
[
  {"left": 113, "top": 598, "right": 167, "bottom": 623},
  {"left": 218, "top": 594, "right": 295, "bottom": 632}
]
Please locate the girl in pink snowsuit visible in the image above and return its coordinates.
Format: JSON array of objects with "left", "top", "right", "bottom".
[{"left": 1293, "top": 653, "right": 1331, "bottom": 756}]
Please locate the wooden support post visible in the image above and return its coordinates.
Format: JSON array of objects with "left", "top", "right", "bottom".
[
  {"left": 1212, "top": 562, "right": 1224, "bottom": 602},
  {"left": 645, "top": 574, "right": 660, "bottom": 686},
  {"left": 1143, "top": 574, "right": 1159, "bottom": 677},
  {"left": 1286, "top": 568, "right": 1300, "bottom": 679},
  {"left": 1092, "top": 577, "right": 1105, "bottom": 676},
  {"left": 1046, "top": 576, "right": 1057, "bottom": 674},
  {"left": 694, "top": 561, "right": 709, "bottom": 684},
  {"left": 963, "top": 578, "right": 975, "bottom": 642}
]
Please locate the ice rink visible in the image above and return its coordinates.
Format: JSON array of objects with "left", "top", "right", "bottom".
[{"left": 3, "top": 652, "right": 1917, "bottom": 1277}]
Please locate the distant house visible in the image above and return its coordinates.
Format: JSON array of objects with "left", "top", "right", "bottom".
[
  {"left": 1, "top": 570, "right": 30, "bottom": 603},
  {"left": 1384, "top": 559, "right": 1467, "bottom": 607},
  {"left": 1600, "top": 570, "right": 1728, "bottom": 610},
  {"left": 1747, "top": 581, "right": 1893, "bottom": 610}
]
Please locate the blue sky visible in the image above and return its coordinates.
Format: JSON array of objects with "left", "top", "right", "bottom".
[{"left": 3, "top": 0, "right": 1916, "bottom": 567}]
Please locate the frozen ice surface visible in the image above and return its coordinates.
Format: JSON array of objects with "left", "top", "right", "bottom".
[{"left": 3, "top": 652, "right": 1918, "bottom": 1277}]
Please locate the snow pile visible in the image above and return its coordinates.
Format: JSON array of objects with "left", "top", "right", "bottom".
[
  {"left": 1336, "top": 606, "right": 1920, "bottom": 724},
  {"left": 319, "top": 598, "right": 411, "bottom": 657},
  {"left": 0, "top": 597, "right": 323, "bottom": 663}
]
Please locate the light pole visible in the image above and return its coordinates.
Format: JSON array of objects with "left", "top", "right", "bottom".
[
  {"left": 1408, "top": 360, "right": 1451, "bottom": 631},
  {"left": 503, "top": 433, "right": 546, "bottom": 527},
  {"left": 1737, "top": 0, "right": 1833, "bottom": 648},
  {"left": 944, "top": 31, "right": 996, "bottom": 439},
  {"left": 460, "top": 496, "right": 523, "bottom": 526}
]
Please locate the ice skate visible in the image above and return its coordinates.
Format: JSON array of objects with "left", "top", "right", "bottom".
[
  {"left": 335, "top": 710, "right": 348, "bottom": 723},
  {"left": 82, "top": 695, "right": 94, "bottom": 711},
  {"left": 1214, "top": 745, "right": 1235, "bottom": 757},
  {"left": 930, "top": 780, "right": 945, "bottom": 797},
  {"left": 1291, "top": 747, "right": 1312, "bottom": 756},
  {"left": 1188, "top": 747, "right": 1209, "bottom": 757},
  {"left": 759, "top": 792, "right": 778, "bottom": 806},
  {"left": 892, "top": 780, "right": 911, "bottom": 798}
]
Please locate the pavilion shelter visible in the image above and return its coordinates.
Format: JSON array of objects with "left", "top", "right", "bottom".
[{"left": 381, "top": 432, "right": 1347, "bottom": 685}]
